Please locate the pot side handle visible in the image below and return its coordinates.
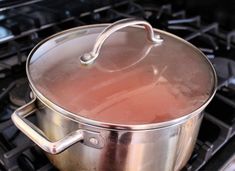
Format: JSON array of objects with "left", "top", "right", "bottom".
[
  {"left": 80, "top": 18, "right": 163, "bottom": 65},
  {"left": 11, "top": 97, "right": 84, "bottom": 154}
]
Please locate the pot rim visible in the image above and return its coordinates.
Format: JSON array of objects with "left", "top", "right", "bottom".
[{"left": 26, "top": 23, "right": 217, "bottom": 130}]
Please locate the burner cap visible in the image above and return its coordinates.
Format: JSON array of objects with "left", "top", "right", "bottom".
[{"left": 9, "top": 78, "right": 31, "bottom": 106}]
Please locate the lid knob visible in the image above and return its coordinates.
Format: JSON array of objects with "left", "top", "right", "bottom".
[{"left": 80, "top": 18, "right": 163, "bottom": 65}]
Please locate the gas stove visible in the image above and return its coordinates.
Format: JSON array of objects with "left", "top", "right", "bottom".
[{"left": 0, "top": 0, "right": 235, "bottom": 171}]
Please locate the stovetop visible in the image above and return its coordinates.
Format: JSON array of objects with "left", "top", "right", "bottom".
[{"left": 0, "top": 0, "right": 235, "bottom": 171}]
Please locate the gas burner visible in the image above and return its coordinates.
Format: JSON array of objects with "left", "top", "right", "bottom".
[
  {"left": 9, "top": 78, "right": 30, "bottom": 107},
  {"left": 210, "top": 57, "right": 235, "bottom": 88}
]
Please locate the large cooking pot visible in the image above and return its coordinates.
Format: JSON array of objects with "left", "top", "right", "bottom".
[{"left": 11, "top": 18, "right": 217, "bottom": 171}]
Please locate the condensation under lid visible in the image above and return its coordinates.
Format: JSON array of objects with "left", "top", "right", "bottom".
[{"left": 27, "top": 20, "right": 216, "bottom": 125}]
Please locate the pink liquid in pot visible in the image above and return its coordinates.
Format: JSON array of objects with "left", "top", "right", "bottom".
[
  {"left": 33, "top": 31, "right": 213, "bottom": 125},
  {"left": 39, "top": 61, "right": 210, "bottom": 125}
]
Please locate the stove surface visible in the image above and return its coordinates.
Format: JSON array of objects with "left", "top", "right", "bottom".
[{"left": 0, "top": 0, "right": 234, "bottom": 171}]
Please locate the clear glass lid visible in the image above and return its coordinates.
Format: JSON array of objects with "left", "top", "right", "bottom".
[{"left": 27, "top": 19, "right": 216, "bottom": 125}]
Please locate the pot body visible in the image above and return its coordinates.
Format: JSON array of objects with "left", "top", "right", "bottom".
[{"left": 36, "top": 101, "right": 203, "bottom": 171}]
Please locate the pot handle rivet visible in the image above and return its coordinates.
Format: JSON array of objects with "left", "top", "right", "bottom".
[
  {"left": 89, "top": 137, "right": 99, "bottom": 145},
  {"left": 80, "top": 18, "right": 163, "bottom": 65}
]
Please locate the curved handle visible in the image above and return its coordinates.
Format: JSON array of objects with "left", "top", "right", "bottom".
[
  {"left": 80, "top": 18, "right": 163, "bottom": 65},
  {"left": 11, "top": 97, "right": 84, "bottom": 154}
]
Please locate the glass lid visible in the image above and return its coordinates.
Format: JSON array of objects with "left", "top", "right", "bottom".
[{"left": 27, "top": 19, "right": 216, "bottom": 125}]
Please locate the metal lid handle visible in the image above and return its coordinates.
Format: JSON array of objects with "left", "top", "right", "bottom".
[{"left": 80, "top": 18, "right": 163, "bottom": 65}]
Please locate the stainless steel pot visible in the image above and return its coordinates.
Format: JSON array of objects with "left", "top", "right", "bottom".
[{"left": 11, "top": 18, "right": 217, "bottom": 171}]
